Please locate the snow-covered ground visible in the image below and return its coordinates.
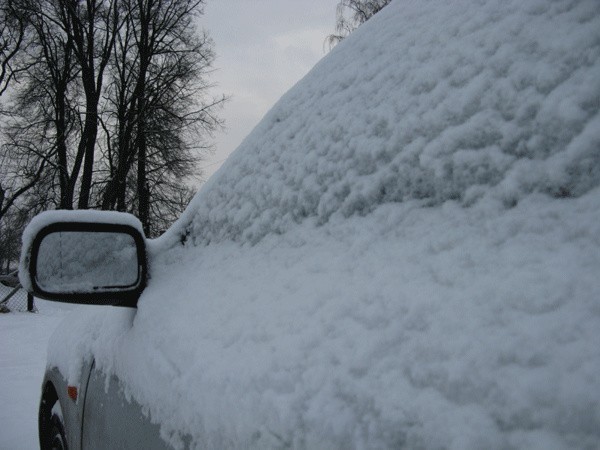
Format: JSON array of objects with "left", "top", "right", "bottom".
[
  {"left": 0, "top": 299, "right": 76, "bottom": 450},
  {"left": 9, "top": 0, "right": 600, "bottom": 448}
]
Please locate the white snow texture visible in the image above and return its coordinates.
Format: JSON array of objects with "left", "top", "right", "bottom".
[
  {"left": 47, "top": 1, "right": 600, "bottom": 449},
  {"left": 174, "top": 0, "right": 600, "bottom": 246}
]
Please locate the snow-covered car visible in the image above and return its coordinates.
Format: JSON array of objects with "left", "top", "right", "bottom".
[{"left": 20, "top": 1, "right": 600, "bottom": 449}]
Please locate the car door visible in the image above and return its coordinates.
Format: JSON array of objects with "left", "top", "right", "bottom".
[{"left": 81, "top": 361, "right": 172, "bottom": 449}]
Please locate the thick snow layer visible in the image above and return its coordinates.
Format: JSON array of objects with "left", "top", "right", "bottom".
[
  {"left": 168, "top": 0, "right": 600, "bottom": 246},
  {"left": 43, "top": 0, "right": 600, "bottom": 449},
  {"left": 52, "top": 191, "right": 600, "bottom": 449}
]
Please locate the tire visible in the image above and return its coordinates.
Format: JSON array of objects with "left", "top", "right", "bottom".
[{"left": 49, "top": 413, "right": 68, "bottom": 450}]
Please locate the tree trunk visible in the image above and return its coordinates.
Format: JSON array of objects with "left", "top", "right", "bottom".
[
  {"left": 56, "top": 82, "right": 72, "bottom": 209},
  {"left": 136, "top": 79, "right": 149, "bottom": 234},
  {"left": 77, "top": 101, "right": 98, "bottom": 209}
]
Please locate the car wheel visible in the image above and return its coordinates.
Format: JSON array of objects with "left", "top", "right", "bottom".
[{"left": 49, "top": 412, "right": 67, "bottom": 450}]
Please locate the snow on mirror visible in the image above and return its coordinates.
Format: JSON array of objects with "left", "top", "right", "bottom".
[{"left": 35, "top": 231, "right": 140, "bottom": 293}]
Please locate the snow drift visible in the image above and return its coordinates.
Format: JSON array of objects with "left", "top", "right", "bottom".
[
  {"left": 48, "top": 0, "right": 600, "bottom": 449},
  {"left": 172, "top": 0, "right": 600, "bottom": 246}
]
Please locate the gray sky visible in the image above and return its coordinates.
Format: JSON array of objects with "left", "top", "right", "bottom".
[{"left": 199, "top": 0, "right": 339, "bottom": 180}]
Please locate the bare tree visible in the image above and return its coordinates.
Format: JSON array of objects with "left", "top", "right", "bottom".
[
  {"left": 0, "top": 140, "right": 49, "bottom": 221},
  {"left": 61, "top": 0, "right": 120, "bottom": 209},
  {"left": 6, "top": 0, "right": 84, "bottom": 210},
  {"left": 2, "top": 0, "right": 223, "bottom": 238},
  {"left": 0, "top": 129, "right": 53, "bottom": 272},
  {"left": 0, "top": 208, "right": 25, "bottom": 272},
  {"left": 100, "top": 0, "right": 224, "bottom": 235},
  {"left": 327, "top": 0, "right": 391, "bottom": 49},
  {"left": 0, "top": 0, "right": 28, "bottom": 101}
]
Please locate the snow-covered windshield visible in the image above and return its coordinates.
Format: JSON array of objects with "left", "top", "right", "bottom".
[{"left": 169, "top": 0, "right": 600, "bottom": 247}]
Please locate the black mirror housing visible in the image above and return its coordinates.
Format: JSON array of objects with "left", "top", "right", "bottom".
[{"left": 19, "top": 211, "right": 147, "bottom": 307}]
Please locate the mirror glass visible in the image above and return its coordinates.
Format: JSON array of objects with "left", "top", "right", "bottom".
[{"left": 35, "top": 231, "right": 140, "bottom": 293}]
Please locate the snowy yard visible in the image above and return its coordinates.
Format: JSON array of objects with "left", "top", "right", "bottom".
[{"left": 0, "top": 300, "right": 76, "bottom": 449}]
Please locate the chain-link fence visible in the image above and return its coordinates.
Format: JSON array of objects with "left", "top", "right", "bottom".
[{"left": 0, "top": 272, "right": 36, "bottom": 313}]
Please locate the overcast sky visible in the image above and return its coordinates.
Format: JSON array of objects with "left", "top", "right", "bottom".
[{"left": 199, "top": 0, "right": 340, "bottom": 180}]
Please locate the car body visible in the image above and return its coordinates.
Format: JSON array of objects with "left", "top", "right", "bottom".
[
  {"left": 20, "top": 1, "right": 600, "bottom": 448},
  {"left": 40, "top": 361, "right": 171, "bottom": 449}
]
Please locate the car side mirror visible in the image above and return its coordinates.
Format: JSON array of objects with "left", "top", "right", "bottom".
[{"left": 19, "top": 211, "right": 147, "bottom": 307}]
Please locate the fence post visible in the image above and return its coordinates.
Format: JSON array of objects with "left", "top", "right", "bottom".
[{"left": 27, "top": 293, "right": 34, "bottom": 312}]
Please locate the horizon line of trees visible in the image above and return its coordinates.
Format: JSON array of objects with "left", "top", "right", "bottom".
[{"left": 0, "top": 0, "right": 225, "bottom": 271}]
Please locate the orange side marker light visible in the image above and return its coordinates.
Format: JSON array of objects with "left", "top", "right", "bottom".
[{"left": 67, "top": 385, "right": 78, "bottom": 401}]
